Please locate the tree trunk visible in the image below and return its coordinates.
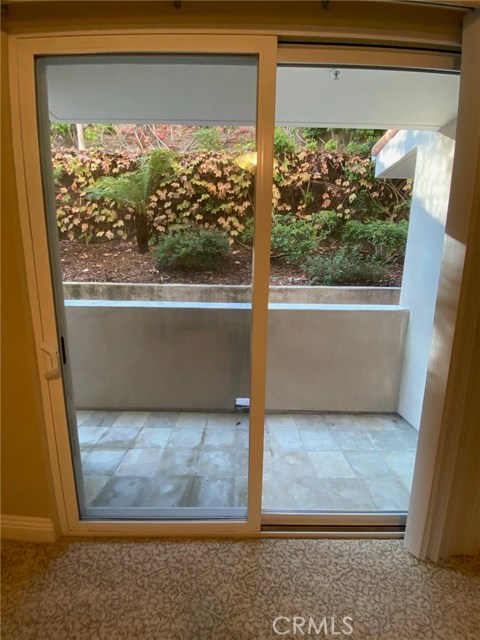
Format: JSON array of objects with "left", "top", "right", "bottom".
[
  {"left": 134, "top": 213, "right": 150, "bottom": 254},
  {"left": 76, "top": 123, "right": 86, "bottom": 150}
]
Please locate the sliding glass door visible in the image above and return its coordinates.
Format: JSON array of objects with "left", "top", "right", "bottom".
[
  {"left": 37, "top": 53, "right": 263, "bottom": 520},
  {"left": 12, "top": 35, "right": 275, "bottom": 533},
  {"left": 262, "top": 52, "right": 460, "bottom": 524},
  {"left": 14, "top": 31, "right": 462, "bottom": 535}
]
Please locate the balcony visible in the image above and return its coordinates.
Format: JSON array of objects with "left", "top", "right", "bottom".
[
  {"left": 78, "top": 409, "right": 417, "bottom": 512},
  {"left": 66, "top": 283, "right": 417, "bottom": 516}
]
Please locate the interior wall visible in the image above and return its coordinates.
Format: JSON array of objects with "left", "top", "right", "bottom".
[
  {"left": 405, "top": 8, "right": 480, "bottom": 559},
  {"left": 1, "top": 32, "right": 54, "bottom": 519}
]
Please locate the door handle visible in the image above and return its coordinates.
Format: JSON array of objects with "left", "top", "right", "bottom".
[{"left": 40, "top": 341, "right": 60, "bottom": 380}]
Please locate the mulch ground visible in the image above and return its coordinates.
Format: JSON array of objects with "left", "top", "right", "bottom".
[{"left": 59, "top": 240, "right": 311, "bottom": 286}]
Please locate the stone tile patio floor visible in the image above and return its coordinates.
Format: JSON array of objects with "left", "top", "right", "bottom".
[{"left": 77, "top": 411, "right": 418, "bottom": 512}]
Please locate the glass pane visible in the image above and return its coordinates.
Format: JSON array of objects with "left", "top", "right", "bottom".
[
  {"left": 263, "top": 65, "right": 459, "bottom": 514},
  {"left": 37, "top": 54, "right": 258, "bottom": 519}
]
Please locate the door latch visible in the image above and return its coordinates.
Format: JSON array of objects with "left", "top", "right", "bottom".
[{"left": 40, "top": 341, "right": 60, "bottom": 380}]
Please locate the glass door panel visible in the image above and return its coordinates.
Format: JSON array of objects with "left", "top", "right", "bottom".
[
  {"left": 263, "top": 63, "right": 459, "bottom": 516},
  {"left": 36, "top": 54, "right": 259, "bottom": 519}
]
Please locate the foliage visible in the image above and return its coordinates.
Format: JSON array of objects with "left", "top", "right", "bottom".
[
  {"left": 302, "top": 128, "right": 329, "bottom": 144},
  {"left": 241, "top": 209, "right": 343, "bottom": 258},
  {"left": 324, "top": 139, "right": 337, "bottom": 152},
  {"left": 270, "top": 211, "right": 345, "bottom": 263},
  {"left": 152, "top": 151, "right": 255, "bottom": 239},
  {"left": 305, "top": 246, "right": 387, "bottom": 286},
  {"left": 272, "top": 149, "right": 411, "bottom": 223},
  {"left": 50, "top": 122, "right": 257, "bottom": 154},
  {"left": 155, "top": 227, "right": 229, "bottom": 271},
  {"left": 302, "top": 128, "right": 381, "bottom": 155},
  {"left": 240, "top": 217, "right": 255, "bottom": 246},
  {"left": 85, "top": 149, "right": 176, "bottom": 214},
  {"left": 311, "top": 210, "right": 343, "bottom": 241},
  {"left": 345, "top": 140, "right": 374, "bottom": 157},
  {"left": 344, "top": 129, "right": 379, "bottom": 151},
  {"left": 51, "top": 123, "right": 72, "bottom": 137},
  {"left": 193, "top": 127, "right": 223, "bottom": 151},
  {"left": 50, "top": 123, "right": 75, "bottom": 147},
  {"left": 274, "top": 128, "right": 296, "bottom": 156},
  {"left": 342, "top": 219, "right": 408, "bottom": 261},
  {"left": 270, "top": 215, "right": 319, "bottom": 264},
  {"left": 53, "top": 148, "right": 412, "bottom": 253},
  {"left": 85, "top": 149, "right": 177, "bottom": 252},
  {"left": 83, "top": 124, "right": 117, "bottom": 144},
  {"left": 53, "top": 148, "right": 136, "bottom": 243}
]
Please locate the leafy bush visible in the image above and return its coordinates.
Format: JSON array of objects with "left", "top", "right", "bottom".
[
  {"left": 274, "top": 128, "right": 296, "bottom": 156},
  {"left": 85, "top": 149, "right": 177, "bottom": 253},
  {"left": 155, "top": 227, "right": 229, "bottom": 271},
  {"left": 53, "top": 148, "right": 412, "bottom": 249},
  {"left": 345, "top": 140, "right": 374, "bottom": 157},
  {"left": 272, "top": 150, "right": 411, "bottom": 222},
  {"left": 83, "top": 124, "right": 117, "bottom": 144},
  {"left": 240, "top": 217, "right": 255, "bottom": 246},
  {"left": 241, "top": 210, "right": 341, "bottom": 259},
  {"left": 324, "top": 139, "right": 337, "bottom": 152},
  {"left": 305, "top": 246, "right": 387, "bottom": 286},
  {"left": 310, "top": 210, "right": 342, "bottom": 242},
  {"left": 342, "top": 220, "right": 408, "bottom": 261},
  {"left": 270, "top": 215, "right": 318, "bottom": 263},
  {"left": 193, "top": 127, "right": 222, "bottom": 151},
  {"left": 53, "top": 149, "right": 137, "bottom": 243},
  {"left": 156, "top": 152, "right": 254, "bottom": 239}
]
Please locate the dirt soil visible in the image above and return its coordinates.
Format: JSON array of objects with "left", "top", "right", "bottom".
[{"left": 59, "top": 240, "right": 312, "bottom": 286}]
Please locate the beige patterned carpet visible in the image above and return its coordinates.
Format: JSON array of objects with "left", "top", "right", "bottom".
[{"left": 1, "top": 538, "right": 479, "bottom": 639}]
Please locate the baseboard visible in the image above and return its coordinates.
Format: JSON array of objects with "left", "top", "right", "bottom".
[{"left": 1, "top": 514, "right": 57, "bottom": 543}]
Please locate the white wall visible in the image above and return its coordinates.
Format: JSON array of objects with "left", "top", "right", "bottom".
[
  {"left": 65, "top": 301, "right": 408, "bottom": 413},
  {"left": 376, "top": 130, "right": 455, "bottom": 429}
]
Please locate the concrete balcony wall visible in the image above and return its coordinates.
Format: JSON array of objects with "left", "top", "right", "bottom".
[
  {"left": 65, "top": 295, "right": 408, "bottom": 413},
  {"left": 63, "top": 283, "right": 401, "bottom": 305},
  {"left": 66, "top": 301, "right": 251, "bottom": 412},
  {"left": 265, "top": 304, "right": 408, "bottom": 412}
]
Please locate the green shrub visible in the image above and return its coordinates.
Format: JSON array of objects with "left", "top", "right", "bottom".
[
  {"left": 342, "top": 220, "right": 408, "bottom": 261},
  {"left": 305, "top": 246, "right": 387, "bottom": 286},
  {"left": 345, "top": 140, "right": 374, "bottom": 157},
  {"left": 241, "top": 211, "right": 341, "bottom": 260},
  {"left": 274, "top": 128, "right": 296, "bottom": 156},
  {"left": 240, "top": 217, "right": 255, "bottom": 246},
  {"left": 193, "top": 127, "right": 222, "bottom": 151},
  {"left": 85, "top": 149, "right": 177, "bottom": 253},
  {"left": 271, "top": 215, "right": 318, "bottom": 264},
  {"left": 155, "top": 227, "right": 229, "bottom": 271},
  {"left": 310, "top": 210, "right": 342, "bottom": 242},
  {"left": 302, "top": 127, "right": 329, "bottom": 144},
  {"left": 324, "top": 139, "right": 337, "bottom": 152}
]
